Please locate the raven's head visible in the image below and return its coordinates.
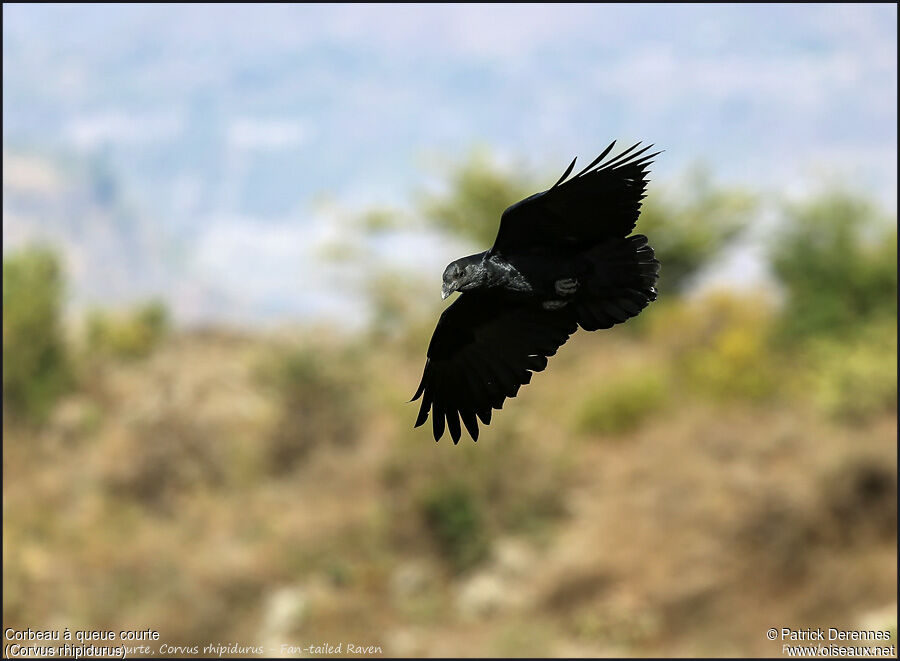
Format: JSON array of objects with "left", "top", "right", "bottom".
[{"left": 441, "top": 254, "right": 486, "bottom": 300}]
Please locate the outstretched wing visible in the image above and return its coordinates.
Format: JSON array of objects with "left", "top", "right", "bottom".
[
  {"left": 490, "top": 141, "right": 660, "bottom": 254},
  {"left": 411, "top": 292, "right": 577, "bottom": 443}
]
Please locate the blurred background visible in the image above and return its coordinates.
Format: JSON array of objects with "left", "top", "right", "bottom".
[{"left": 2, "top": 3, "right": 897, "bottom": 657}]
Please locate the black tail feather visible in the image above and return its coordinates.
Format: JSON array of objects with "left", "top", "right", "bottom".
[{"left": 574, "top": 235, "right": 659, "bottom": 332}]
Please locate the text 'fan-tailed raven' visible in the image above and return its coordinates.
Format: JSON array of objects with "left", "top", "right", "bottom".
[{"left": 411, "top": 141, "right": 661, "bottom": 443}]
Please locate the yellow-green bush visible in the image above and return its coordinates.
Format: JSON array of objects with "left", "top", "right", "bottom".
[
  {"left": 647, "top": 290, "right": 772, "bottom": 351},
  {"left": 86, "top": 300, "right": 169, "bottom": 360},
  {"left": 2, "top": 246, "right": 71, "bottom": 424},
  {"left": 684, "top": 324, "right": 779, "bottom": 402},
  {"left": 648, "top": 291, "right": 783, "bottom": 402},
  {"left": 574, "top": 368, "right": 668, "bottom": 436},
  {"left": 802, "top": 322, "right": 897, "bottom": 423}
]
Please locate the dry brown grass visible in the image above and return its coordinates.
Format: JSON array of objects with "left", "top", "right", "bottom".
[{"left": 3, "top": 315, "right": 896, "bottom": 657}]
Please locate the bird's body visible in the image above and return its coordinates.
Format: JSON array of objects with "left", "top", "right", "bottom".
[
  {"left": 413, "top": 141, "right": 661, "bottom": 443},
  {"left": 443, "top": 249, "right": 585, "bottom": 303}
]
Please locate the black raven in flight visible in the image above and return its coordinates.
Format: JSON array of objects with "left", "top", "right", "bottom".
[{"left": 411, "top": 141, "right": 661, "bottom": 443}]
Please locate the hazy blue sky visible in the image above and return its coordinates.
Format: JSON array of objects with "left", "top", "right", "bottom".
[{"left": 3, "top": 3, "right": 897, "bottom": 324}]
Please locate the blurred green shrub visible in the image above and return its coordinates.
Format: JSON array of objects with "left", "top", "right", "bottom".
[
  {"left": 383, "top": 425, "right": 570, "bottom": 571},
  {"left": 86, "top": 300, "right": 169, "bottom": 360},
  {"left": 420, "top": 480, "right": 490, "bottom": 573},
  {"left": 257, "top": 345, "right": 361, "bottom": 473},
  {"left": 636, "top": 166, "right": 756, "bottom": 294},
  {"left": 2, "top": 246, "right": 70, "bottom": 424},
  {"left": 803, "top": 321, "right": 897, "bottom": 423},
  {"left": 419, "top": 148, "right": 536, "bottom": 246},
  {"left": 574, "top": 368, "right": 668, "bottom": 436},
  {"left": 769, "top": 190, "right": 897, "bottom": 343}
]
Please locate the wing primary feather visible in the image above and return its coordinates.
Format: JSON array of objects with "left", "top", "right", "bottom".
[
  {"left": 465, "top": 353, "right": 507, "bottom": 409},
  {"left": 476, "top": 405, "right": 493, "bottom": 425},
  {"left": 599, "top": 143, "right": 653, "bottom": 171},
  {"left": 477, "top": 407, "right": 492, "bottom": 425},
  {"left": 448, "top": 372, "right": 479, "bottom": 442},
  {"left": 460, "top": 409, "right": 479, "bottom": 441},
  {"left": 409, "top": 371, "right": 426, "bottom": 402},
  {"left": 551, "top": 157, "right": 578, "bottom": 189},
  {"left": 446, "top": 408, "right": 462, "bottom": 444},
  {"left": 459, "top": 358, "right": 495, "bottom": 415},
  {"left": 492, "top": 357, "right": 523, "bottom": 397},
  {"left": 624, "top": 150, "right": 663, "bottom": 171},
  {"left": 432, "top": 401, "right": 445, "bottom": 441},
  {"left": 574, "top": 141, "right": 617, "bottom": 178},
  {"left": 594, "top": 141, "right": 641, "bottom": 171},
  {"left": 446, "top": 372, "right": 487, "bottom": 441},
  {"left": 414, "top": 390, "right": 431, "bottom": 427}
]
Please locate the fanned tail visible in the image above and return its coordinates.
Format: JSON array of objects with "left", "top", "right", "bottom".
[{"left": 573, "top": 235, "right": 659, "bottom": 331}]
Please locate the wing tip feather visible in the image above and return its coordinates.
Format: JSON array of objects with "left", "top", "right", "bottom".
[{"left": 551, "top": 156, "right": 578, "bottom": 189}]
